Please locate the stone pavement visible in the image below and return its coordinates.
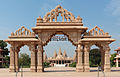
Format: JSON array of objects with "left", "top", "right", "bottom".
[{"left": 0, "top": 67, "right": 120, "bottom": 77}]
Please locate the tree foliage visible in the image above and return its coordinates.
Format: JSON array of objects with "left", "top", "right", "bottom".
[
  {"left": 44, "top": 62, "right": 50, "bottom": 68},
  {"left": 69, "top": 62, "right": 76, "bottom": 67},
  {"left": 0, "top": 40, "right": 9, "bottom": 68},
  {"left": 110, "top": 53, "right": 117, "bottom": 67},
  {"left": 89, "top": 48, "right": 101, "bottom": 67},
  {"left": 19, "top": 53, "right": 31, "bottom": 68},
  {"left": 0, "top": 40, "right": 7, "bottom": 49},
  {"left": 2, "top": 56, "right": 10, "bottom": 68},
  {"left": 0, "top": 40, "right": 9, "bottom": 56}
]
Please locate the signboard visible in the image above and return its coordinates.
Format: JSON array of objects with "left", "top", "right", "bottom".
[{"left": 51, "top": 35, "right": 68, "bottom": 41}]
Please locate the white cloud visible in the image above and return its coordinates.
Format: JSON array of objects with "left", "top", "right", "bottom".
[{"left": 105, "top": 0, "right": 120, "bottom": 16}]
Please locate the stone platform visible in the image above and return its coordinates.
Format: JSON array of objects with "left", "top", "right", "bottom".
[{"left": 0, "top": 67, "right": 120, "bottom": 77}]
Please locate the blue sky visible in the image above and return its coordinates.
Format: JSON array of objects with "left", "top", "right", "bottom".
[{"left": 0, "top": 0, "right": 120, "bottom": 57}]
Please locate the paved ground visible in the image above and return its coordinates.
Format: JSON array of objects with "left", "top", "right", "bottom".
[{"left": 0, "top": 67, "right": 120, "bottom": 77}]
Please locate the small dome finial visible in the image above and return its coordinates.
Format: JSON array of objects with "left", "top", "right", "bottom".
[
  {"left": 37, "top": 16, "right": 43, "bottom": 23},
  {"left": 76, "top": 16, "right": 82, "bottom": 23}
]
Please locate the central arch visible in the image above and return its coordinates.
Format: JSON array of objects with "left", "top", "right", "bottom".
[
  {"left": 43, "top": 33, "right": 76, "bottom": 72},
  {"left": 43, "top": 31, "right": 77, "bottom": 46}
]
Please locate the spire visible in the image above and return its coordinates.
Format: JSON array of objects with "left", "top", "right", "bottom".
[
  {"left": 58, "top": 48, "right": 62, "bottom": 55},
  {"left": 44, "top": 52, "right": 47, "bottom": 62},
  {"left": 63, "top": 50, "right": 67, "bottom": 57},
  {"left": 73, "top": 53, "right": 77, "bottom": 62},
  {"left": 53, "top": 50, "right": 57, "bottom": 58}
]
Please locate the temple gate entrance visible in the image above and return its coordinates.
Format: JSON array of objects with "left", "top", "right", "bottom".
[{"left": 5, "top": 5, "right": 115, "bottom": 72}]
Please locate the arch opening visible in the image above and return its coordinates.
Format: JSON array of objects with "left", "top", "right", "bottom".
[
  {"left": 43, "top": 33, "right": 77, "bottom": 72},
  {"left": 18, "top": 45, "right": 31, "bottom": 72},
  {"left": 43, "top": 31, "right": 77, "bottom": 47},
  {"left": 89, "top": 44, "right": 103, "bottom": 72}
]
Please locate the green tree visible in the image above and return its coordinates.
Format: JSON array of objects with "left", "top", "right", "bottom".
[
  {"left": 19, "top": 53, "right": 31, "bottom": 68},
  {"left": 0, "top": 40, "right": 9, "bottom": 56},
  {"left": 0, "top": 40, "right": 7, "bottom": 49},
  {"left": 3, "top": 56, "right": 10, "bottom": 68},
  {"left": 89, "top": 48, "right": 101, "bottom": 67},
  {"left": 110, "top": 53, "right": 117, "bottom": 67},
  {"left": 0, "top": 40, "right": 10, "bottom": 68}
]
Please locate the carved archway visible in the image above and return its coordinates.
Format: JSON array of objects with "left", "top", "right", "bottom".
[
  {"left": 41, "top": 31, "right": 79, "bottom": 46},
  {"left": 5, "top": 5, "right": 115, "bottom": 73}
]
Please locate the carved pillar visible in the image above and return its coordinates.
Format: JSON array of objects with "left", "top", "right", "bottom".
[
  {"left": 37, "top": 44, "right": 44, "bottom": 72},
  {"left": 116, "top": 58, "right": 119, "bottom": 67},
  {"left": 76, "top": 44, "right": 83, "bottom": 72},
  {"left": 101, "top": 48, "right": 105, "bottom": 70},
  {"left": 104, "top": 46, "right": 111, "bottom": 72},
  {"left": 15, "top": 47, "right": 19, "bottom": 72},
  {"left": 84, "top": 45, "right": 90, "bottom": 72},
  {"left": 30, "top": 43, "right": 37, "bottom": 72},
  {"left": 75, "top": 49, "right": 78, "bottom": 63},
  {"left": 9, "top": 46, "right": 15, "bottom": 72}
]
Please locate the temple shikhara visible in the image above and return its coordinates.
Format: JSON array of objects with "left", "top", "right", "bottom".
[
  {"left": 5, "top": 5, "right": 115, "bottom": 72},
  {"left": 44, "top": 48, "right": 76, "bottom": 67}
]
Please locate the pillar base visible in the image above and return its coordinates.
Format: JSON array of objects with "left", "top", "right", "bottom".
[
  {"left": 31, "top": 65, "right": 37, "bottom": 72},
  {"left": 37, "top": 65, "right": 44, "bottom": 72},
  {"left": 104, "top": 67, "right": 111, "bottom": 72},
  {"left": 76, "top": 64, "right": 84, "bottom": 72},
  {"left": 31, "top": 69, "right": 37, "bottom": 72},
  {"left": 84, "top": 66, "right": 90, "bottom": 72},
  {"left": 9, "top": 66, "right": 15, "bottom": 72},
  {"left": 9, "top": 69, "right": 15, "bottom": 72},
  {"left": 104, "top": 69, "right": 111, "bottom": 72},
  {"left": 16, "top": 66, "right": 19, "bottom": 72},
  {"left": 104, "top": 64, "right": 111, "bottom": 72}
]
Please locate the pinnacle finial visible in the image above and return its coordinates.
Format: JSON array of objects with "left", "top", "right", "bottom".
[
  {"left": 44, "top": 53, "right": 47, "bottom": 62},
  {"left": 53, "top": 50, "right": 57, "bottom": 58},
  {"left": 76, "top": 16, "right": 82, "bottom": 23},
  {"left": 63, "top": 50, "right": 67, "bottom": 57},
  {"left": 37, "top": 16, "right": 43, "bottom": 23},
  {"left": 58, "top": 48, "right": 62, "bottom": 55},
  {"left": 73, "top": 53, "right": 77, "bottom": 62}
]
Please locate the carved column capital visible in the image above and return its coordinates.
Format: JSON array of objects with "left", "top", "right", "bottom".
[
  {"left": 10, "top": 46, "right": 14, "bottom": 51},
  {"left": 38, "top": 44, "right": 43, "bottom": 52},
  {"left": 102, "top": 44, "right": 110, "bottom": 52},
  {"left": 84, "top": 44, "right": 90, "bottom": 52},
  {"left": 29, "top": 44, "right": 36, "bottom": 52},
  {"left": 77, "top": 44, "right": 83, "bottom": 52}
]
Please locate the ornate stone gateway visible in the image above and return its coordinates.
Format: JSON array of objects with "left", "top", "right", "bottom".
[{"left": 5, "top": 5, "right": 115, "bottom": 72}]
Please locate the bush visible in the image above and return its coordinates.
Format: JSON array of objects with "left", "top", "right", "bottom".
[
  {"left": 44, "top": 62, "right": 50, "bottom": 68},
  {"left": 69, "top": 62, "right": 76, "bottom": 67},
  {"left": 110, "top": 53, "right": 117, "bottom": 67}
]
